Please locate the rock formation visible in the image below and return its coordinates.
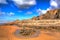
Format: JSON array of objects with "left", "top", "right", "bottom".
[
  {"left": 32, "top": 9, "right": 60, "bottom": 20},
  {"left": 1, "top": 9, "right": 60, "bottom": 27}
]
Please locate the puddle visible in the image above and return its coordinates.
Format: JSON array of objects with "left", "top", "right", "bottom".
[{"left": 14, "top": 29, "right": 40, "bottom": 38}]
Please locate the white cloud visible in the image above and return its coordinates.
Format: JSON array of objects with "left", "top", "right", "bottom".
[
  {"left": 13, "top": 0, "right": 36, "bottom": 5},
  {"left": 0, "top": 11, "right": 15, "bottom": 16},
  {"left": 50, "top": 0, "right": 58, "bottom": 8},
  {"left": 0, "top": 11, "right": 5, "bottom": 15},
  {"left": 8, "top": 12, "right": 14, "bottom": 16},
  {"left": 13, "top": 0, "right": 36, "bottom": 8},
  {"left": 26, "top": 11, "right": 32, "bottom": 15},
  {"left": 37, "top": 8, "right": 50, "bottom": 15},
  {"left": 50, "top": 0, "right": 60, "bottom": 9},
  {"left": 46, "top": 8, "right": 50, "bottom": 11},
  {"left": 0, "top": 0, "right": 8, "bottom": 4},
  {"left": 41, "top": 10, "right": 47, "bottom": 14}
]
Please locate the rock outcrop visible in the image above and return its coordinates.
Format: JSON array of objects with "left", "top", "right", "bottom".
[
  {"left": 1, "top": 9, "right": 60, "bottom": 27},
  {"left": 32, "top": 9, "right": 60, "bottom": 20}
]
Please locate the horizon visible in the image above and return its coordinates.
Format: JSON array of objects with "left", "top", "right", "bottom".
[{"left": 0, "top": 0, "right": 60, "bottom": 23}]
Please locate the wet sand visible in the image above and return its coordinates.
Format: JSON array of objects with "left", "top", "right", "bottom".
[{"left": 0, "top": 25, "right": 60, "bottom": 40}]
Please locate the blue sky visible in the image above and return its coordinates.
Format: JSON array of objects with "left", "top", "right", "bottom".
[{"left": 0, "top": 0, "right": 60, "bottom": 22}]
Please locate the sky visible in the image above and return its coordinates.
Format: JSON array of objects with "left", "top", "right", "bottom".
[{"left": 0, "top": 0, "right": 60, "bottom": 23}]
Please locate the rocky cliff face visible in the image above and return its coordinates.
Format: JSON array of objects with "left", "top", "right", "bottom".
[{"left": 32, "top": 9, "right": 60, "bottom": 20}]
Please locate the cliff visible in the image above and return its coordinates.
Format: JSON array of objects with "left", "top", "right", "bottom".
[{"left": 32, "top": 9, "right": 60, "bottom": 20}]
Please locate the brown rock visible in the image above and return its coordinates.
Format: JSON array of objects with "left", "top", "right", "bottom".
[{"left": 32, "top": 9, "right": 60, "bottom": 20}]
